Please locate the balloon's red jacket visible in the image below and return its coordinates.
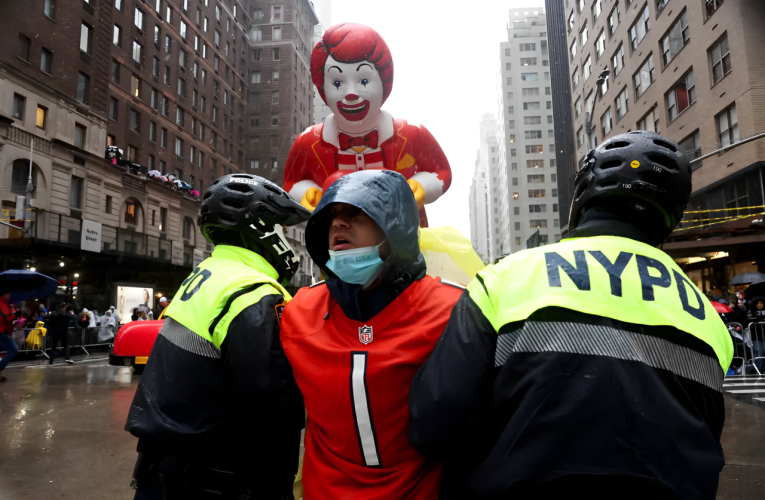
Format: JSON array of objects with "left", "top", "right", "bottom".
[{"left": 283, "top": 113, "right": 451, "bottom": 225}]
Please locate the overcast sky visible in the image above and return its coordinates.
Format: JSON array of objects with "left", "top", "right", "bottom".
[{"left": 316, "top": 0, "right": 546, "bottom": 238}]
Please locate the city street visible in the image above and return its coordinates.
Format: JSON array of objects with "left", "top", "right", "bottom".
[{"left": 0, "top": 353, "right": 763, "bottom": 499}]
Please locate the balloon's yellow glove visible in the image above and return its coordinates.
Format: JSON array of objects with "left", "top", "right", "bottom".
[
  {"left": 300, "top": 187, "right": 323, "bottom": 212},
  {"left": 407, "top": 179, "right": 426, "bottom": 210}
]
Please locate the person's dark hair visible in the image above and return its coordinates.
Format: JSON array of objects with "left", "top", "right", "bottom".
[{"left": 65, "top": 304, "right": 73, "bottom": 313}]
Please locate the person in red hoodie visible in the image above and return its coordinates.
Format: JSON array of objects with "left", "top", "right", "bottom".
[{"left": 0, "top": 288, "right": 18, "bottom": 382}]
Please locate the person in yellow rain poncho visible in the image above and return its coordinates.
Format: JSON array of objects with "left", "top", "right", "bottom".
[{"left": 25, "top": 320, "right": 47, "bottom": 350}]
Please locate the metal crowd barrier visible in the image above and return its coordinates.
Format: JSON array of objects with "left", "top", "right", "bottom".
[
  {"left": 748, "top": 322, "right": 765, "bottom": 376},
  {"left": 1, "top": 325, "right": 116, "bottom": 361}
]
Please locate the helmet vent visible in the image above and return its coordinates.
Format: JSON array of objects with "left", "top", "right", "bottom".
[
  {"left": 231, "top": 174, "right": 252, "bottom": 178},
  {"left": 604, "top": 141, "right": 630, "bottom": 150},
  {"left": 203, "top": 191, "right": 213, "bottom": 199},
  {"left": 226, "top": 183, "right": 253, "bottom": 193},
  {"left": 598, "top": 179, "right": 619, "bottom": 189},
  {"left": 264, "top": 183, "right": 281, "bottom": 194},
  {"left": 648, "top": 154, "right": 679, "bottom": 171},
  {"left": 653, "top": 139, "right": 678, "bottom": 152},
  {"left": 221, "top": 197, "right": 245, "bottom": 209},
  {"left": 600, "top": 160, "right": 623, "bottom": 170}
]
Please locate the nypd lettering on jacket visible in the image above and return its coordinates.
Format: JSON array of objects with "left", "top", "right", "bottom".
[
  {"left": 545, "top": 250, "right": 703, "bottom": 319},
  {"left": 468, "top": 235, "right": 733, "bottom": 373}
]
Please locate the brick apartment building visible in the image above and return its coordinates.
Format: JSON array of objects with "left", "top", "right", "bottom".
[
  {"left": 0, "top": 0, "right": 319, "bottom": 311},
  {"left": 547, "top": 0, "right": 765, "bottom": 291}
]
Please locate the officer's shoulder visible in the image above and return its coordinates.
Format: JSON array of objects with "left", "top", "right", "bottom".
[{"left": 309, "top": 280, "right": 325, "bottom": 288}]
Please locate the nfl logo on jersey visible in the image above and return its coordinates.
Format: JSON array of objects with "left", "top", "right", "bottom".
[{"left": 359, "top": 325, "right": 373, "bottom": 344}]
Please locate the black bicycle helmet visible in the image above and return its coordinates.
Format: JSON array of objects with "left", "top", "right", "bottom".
[
  {"left": 198, "top": 173, "right": 311, "bottom": 281},
  {"left": 569, "top": 131, "right": 692, "bottom": 238}
]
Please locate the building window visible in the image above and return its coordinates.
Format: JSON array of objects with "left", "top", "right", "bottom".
[
  {"left": 13, "top": 94, "right": 25, "bottom": 120},
  {"left": 526, "top": 159, "right": 545, "bottom": 169},
  {"left": 273, "top": 26, "right": 282, "bottom": 40},
  {"left": 634, "top": 54, "right": 655, "bottom": 97},
  {"left": 76, "top": 73, "right": 89, "bottom": 103},
  {"left": 528, "top": 190, "right": 546, "bottom": 198},
  {"left": 271, "top": 114, "right": 279, "bottom": 126},
  {"left": 109, "top": 97, "right": 118, "bottom": 120},
  {"left": 40, "top": 48, "right": 53, "bottom": 73},
  {"left": 580, "top": 23, "right": 588, "bottom": 47},
  {"left": 706, "top": 0, "right": 724, "bottom": 19},
  {"left": 525, "top": 145, "right": 544, "bottom": 154},
  {"left": 135, "top": 7, "right": 144, "bottom": 29},
  {"left": 520, "top": 58, "right": 537, "bottom": 66},
  {"left": 273, "top": 70, "right": 280, "bottom": 81},
  {"left": 521, "top": 73, "right": 538, "bottom": 81},
  {"left": 709, "top": 33, "right": 731, "bottom": 85},
  {"left": 569, "top": 40, "right": 577, "bottom": 62},
  {"left": 251, "top": 71, "right": 261, "bottom": 84},
  {"left": 608, "top": 5, "right": 620, "bottom": 35},
  {"left": 111, "top": 60, "right": 120, "bottom": 83},
  {"left": 637, "top": 107, "right": 661, "bottom": 133},
  {"left": 572, "top": 68, "right": 580, "bottom": 89},
  {"left": 612, "top": 44, "right": 625, "bottom": 76},
  {"left": 160, "top": 128, "right": 167, "bottom": 147},
  {"left": 124, "top": 200, "right": 137, "bottom": 224},
  {"left": 661, "top": 11, "right": 690, "bottom": 67},
  {"left": 149, "top": 121, "right": 157, "bottom": 142},
  {"left": 680, "top": 130, "right": 702, "bottom": 169},
  {"left": 177, "top": 78, "right": 186, "bottom": 97},
  {"left": 524, "top": 116, "right": 542, "bottom": 125},
  {"left": 525, "top": 130, "right": 542, "bottom": 139},
  {"left": 80, "top": 23, "right": 92, "bottom": 54},
  {"left": 717, "top": 104, "right": 739, "bottom": 148},
  {"left": 164, "top": 35, "right": 172, "bottom": 54},
  {"left": 153, "top": 57, "right": 160, "bottom": 78},
  {"left": 575, "top": 97, "right": 582, "bottom": 117},
  {"left": 175, "top": 137, "right": 184, "bottom": 156},
  {"left": 615, "top": 88, "right": 629, "bottom": 121},
  {"left": 666, "top": 71, "right": 696, "bottom": 122},
  {"left": 592, "top": 0, "right": 603, "bottom": 20},
  {"left": 523, "top": 102, "right": 541, "bottom": 111},
  {"left": 595, "top": 31, "right": 606, "bottom": 58},
  {"left": 527, "top": 175, "right": 545, "bottom": 183},
  {"left": 45, "top": 0, "right": 56, "bottom": 18},
  {"left": 530, "top": 220, "right": 548, "bottom": 229},
  {"left": 74, "top": 123, "right": 86, "bottom": 149},
  {"left": 629, "top": 5, "right": 650, "bottom": 51},
  {"left": 132, "top": 41, "right": 142, "bottom": 63},
  {"left": 69, "top": 176, "right": 84, "bottom": 209},
  {"left": 129, "top": 108, "right": 140, "bottom": 131},
  {"left": 180, "top": 20, "right": 187, "bottom": 39},
  {"left": 601, "top": 107, "right": 613, "bottom": 134},
  {"left": 176, "top": 107, "right": 185, "bottom": 126},
  {"left": 583, "top": 56, "right": 592, "bottom": 80},
  {"left": 131, "top": 74, "right": 141, "bottom": 98},
  {"left": 179, "top": 50, "right": 187, "bottom": 68}
]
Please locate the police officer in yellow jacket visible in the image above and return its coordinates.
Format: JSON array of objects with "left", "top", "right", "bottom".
[
  {"left": 126, "top": 174, "right": 310, "bottom": 500},
  {"left": 409, "top": 131, "right": 733, "bottom": 500}
]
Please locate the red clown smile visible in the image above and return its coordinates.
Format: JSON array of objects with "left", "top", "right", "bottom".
[{"left": 336, "top": 100, "right": 370, "bottom": 121}]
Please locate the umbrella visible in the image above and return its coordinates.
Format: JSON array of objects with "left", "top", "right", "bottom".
[
  {"left": 711, "top": 301, "right": 732, "bottom": 314},
  {"left": 0, "top": 270, "right": 58, "bottom": 301},
  {"left": 730, "top": 272, "right": 765, "bottom": 285}
]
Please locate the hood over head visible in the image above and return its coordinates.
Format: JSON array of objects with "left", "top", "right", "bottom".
[{"left": 306, "top": 170, "right": 426, "bottom": 322}]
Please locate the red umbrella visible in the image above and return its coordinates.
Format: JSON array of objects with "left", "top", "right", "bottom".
[{"left": 711, "top": 301, "right": 733, "bottom": 313}]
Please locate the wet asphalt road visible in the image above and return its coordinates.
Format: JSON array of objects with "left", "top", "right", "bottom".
[{"left": 0, "top": 354, "right": 763, "bottom": 500}]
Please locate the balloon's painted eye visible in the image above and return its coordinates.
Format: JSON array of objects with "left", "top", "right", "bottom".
[
  {"left": 361, "top": 78, "right": 369, "bottom": 86},
  {"left": 332, "top": 80, "right": 342, "bottom": 89}
]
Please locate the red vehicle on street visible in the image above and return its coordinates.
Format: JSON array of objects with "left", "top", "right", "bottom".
[{"left": 109, "top": 320, "right": 164, "bottom": 373}]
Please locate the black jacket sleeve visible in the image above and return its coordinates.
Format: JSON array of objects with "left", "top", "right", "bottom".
[
  {"left": 221, "top": 294, "right": 304, "bottom": 425},
  {"left": 408, "top": 289, "right": 497, "bottom": 457}
]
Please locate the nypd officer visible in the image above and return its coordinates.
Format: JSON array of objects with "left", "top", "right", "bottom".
[
  {"left": 126, "top": 174, "right": 310, "bottom": 499},
  {"left": 409, "top": 131, "right": 733, "bottom": 500}
]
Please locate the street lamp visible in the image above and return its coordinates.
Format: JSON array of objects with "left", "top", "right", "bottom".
[{"left": 585, "top": 69, "right": 611, "bottom": 150}]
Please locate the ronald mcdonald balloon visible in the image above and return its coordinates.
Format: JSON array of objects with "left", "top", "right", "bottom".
[{"left": 283, "top": 23, "right": 452, "bottom": 227}]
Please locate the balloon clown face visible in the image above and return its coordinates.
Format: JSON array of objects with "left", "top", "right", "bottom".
[
  {"left": 323, "top": 56, "right": 384, "bottom": 130},
  {"left": 311, "top": 23, "right": 394, "bottom": 134}
]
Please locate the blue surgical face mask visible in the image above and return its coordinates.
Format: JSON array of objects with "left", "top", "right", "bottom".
[{"left": 326, "top": 241, "right": 387, "bottom": 285}]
